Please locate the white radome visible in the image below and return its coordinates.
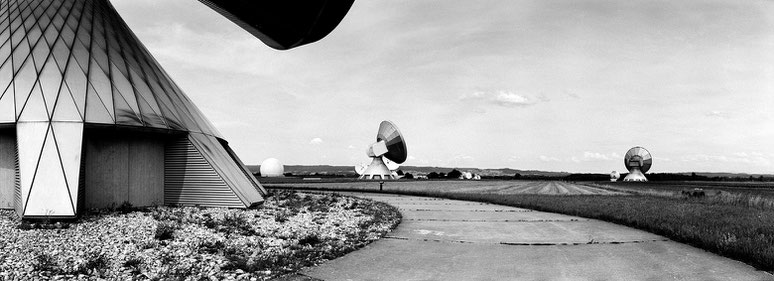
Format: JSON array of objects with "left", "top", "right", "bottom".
[
  {"left": 260, "top": 158, "right": 284, "bottom": 177},
  {"left": 610, "top": 171, "right": 620, "bottom": 182}
]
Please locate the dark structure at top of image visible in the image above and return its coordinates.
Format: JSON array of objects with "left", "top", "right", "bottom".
[{"left": 199, "top": 0, "right": 355, "bottom": 50}]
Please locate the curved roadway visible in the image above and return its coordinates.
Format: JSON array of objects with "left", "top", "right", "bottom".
[{"left": 303, "top": 192, "right": 773, "bottom": 281}]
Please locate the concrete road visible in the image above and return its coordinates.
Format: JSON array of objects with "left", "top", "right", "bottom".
[{"left": 302, "top": 193, "right": 773, "bottom": 281}]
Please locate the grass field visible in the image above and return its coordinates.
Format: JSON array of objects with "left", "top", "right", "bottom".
[
  {"left": 266, "top": 180, "right": 623, "bottom": 195},
  {"left": 593, "top": 181, "right": 774, "bottom": 197},
  {"left": 267, "top": 180, "right": 774, "bottom": 273}
]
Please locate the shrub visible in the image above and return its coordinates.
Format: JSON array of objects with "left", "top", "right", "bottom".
[
  {"left": 220, "top": 212, "right": 256, "bottom": 235},
  {"left": 274, "top": 210, "right": 291, "bottom": 223},
  {"left": 17, "top": 221, "right": 33, "bottom": 230},
  {"left": 199, "top": 240, "right": 226, "bottom": 254},
  {"left": 223, "top": 253, "right": 274, "bottom": 273},
  {"left": 123, "top": 257, "right": 143, "bottom": 274},
  {"left": 154, "top": 221, "right": 176, "bottom": 241},
  {"left": 117, "top": 201, "right": 134, "bottom": 214},
  {"left": 79, "top": 251, "right": 109, "bottom": 274},
  {"left": 33, "top": 252, "right": 57, "bottom": 272},
  {"left": 151, "top": 207, "right": 187, "bottom": 223},
  {"left": 298, "top": 233, "right": 322, "bottom": 246}
]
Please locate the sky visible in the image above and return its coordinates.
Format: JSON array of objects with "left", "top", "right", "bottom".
[{"left": 111, "top": 0, "right": 774, "bottom": 174}]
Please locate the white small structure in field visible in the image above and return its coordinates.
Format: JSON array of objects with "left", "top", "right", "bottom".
[
  {"left": 610, "top": 171, "right": 620, "bottom": 182},
  {"left": 473, "top": 174, "right": 481, "bottom": 180},
  {"left": 461, "top": 172, "right": 473, "bottom": 180},
  {"left": 260, "top": 158, "right": 285, "bottom": 177}
]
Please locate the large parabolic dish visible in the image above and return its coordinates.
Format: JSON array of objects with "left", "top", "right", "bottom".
[
  {"left": 377, "top": 121, "right": 408, "bottom": 164},
  {"left": 358, "top": 121, "right": 408, "bottom": 180},
  {"left": 623, "top": 146, "right": 652, "bottom": 182}
]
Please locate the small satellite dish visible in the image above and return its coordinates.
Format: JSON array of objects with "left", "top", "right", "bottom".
[
  {"left": 358, "top": 121, "right": 407, "bottom": 180},
  {"left": 623, "top": 146, "right": 652, "bottom": 182},
  {"left": 610, "top": 171, "right": 620, "bottom": 182}
]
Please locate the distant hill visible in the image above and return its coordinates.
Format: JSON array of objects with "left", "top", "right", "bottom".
[{"left": 246, "top": 165, "right": 570, "bottom": 177}]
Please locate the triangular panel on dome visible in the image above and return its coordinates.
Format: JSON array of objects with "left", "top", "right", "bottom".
[
  {"left": 110, "top": 63, "right": 140, "bottom": 115},
  {"left": 52, "top": 84, "right": 82, "bottom": 122},
  {"left": 63, "top": 57, "right": 88, "bottom": 113},
  {"left": 89, "top": 34, "right": 110, "bottom": 76},
  {"left": 13, "top": 58, "right": 37, "bottom": 115},
  {"left": 136, "top": 93, "right": 167, "bottom": 128},
  {"left": 37, "top": 56, "right": 63, "bottom": 114},
  {"left": 29, "top": 33, "right": 51, "bottom": 72},
  {"left": 87, "top": 58, "right": 114, "bottom": 117},
  {"left": 11, "top": 34, "right": 32, "bottom": 69},
  {"left": 50, "top": 122, "right": 83, "bottom": 214},
  {"left": 113, "top": 85, "right": 142, "bottom": 126},
  {"left": 16, "top": 122, "right": 50, "bottom": 216},
  {"left": 0, "top": 89, "right": 14, "bottom": 122},
  {"left": 70, "top": 36, "right": 90, "bottom": 72},
  {"left": 18, "top": 83, "right": 49, "bottom": 122},
  {"left": 84, "top": 83, "right": 114, "bottom": 123},
  {"left": 128, "top": 67, "right": 167, "bottom": 128},
  {"left": 23, "top": 121, "right": 75, "bottom": 217},
  {"left": 50, "top": 36, "right": 71, "bottom": 72}
]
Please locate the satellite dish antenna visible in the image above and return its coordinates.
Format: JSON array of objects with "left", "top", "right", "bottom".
[
  {"left": 610, "top": 171, "right": 620, "bottom": 182},
  {"left": 623, "top": 146, "right": 652, "bottom": 182},
  {"left": 358, "top": 121, "right": 407, "bottom": 180}
]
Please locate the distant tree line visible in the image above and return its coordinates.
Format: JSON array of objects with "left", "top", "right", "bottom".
[
  {"left": 564, "top": 172, "right": 773, "bottom": 182},
  {"left": 263, "top": 170, "right": 771, "bottom": 182}
]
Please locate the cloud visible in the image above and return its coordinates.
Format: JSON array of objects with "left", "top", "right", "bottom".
[
  {"left": 539, "top": 155, "right": 561, "bottom": 162},
  {"left": 705, "top": 110, "right": 730, "bottom": 119},
  {"left": 494, "top": 92, "right": 531, "bottom": 106},
  {"left": 541, "top": 152, "right": 620, "bottom": 163},
  {"left": 653, "top": 156, "right": 672, "bottom": 162},
  {"left": 566, "top": 92, "right": 581, "bottom": 99},
  {"left": 582, "top": 151, "right": 611, "bottom": 161},
  {"left": 310, "top": 138, "right": 324, "bottom": 145},
  {"left": 347, "top": 144, "right": 356, "bottom": 149},
  {"left": 680, "top": 153, "right": 771, "bottom": 166},
  {"left": 454, "top": 155, "right": 474, "bottom": 161},
  {"left": 460, "top": 90, "right": 537, "bottom": 107}
]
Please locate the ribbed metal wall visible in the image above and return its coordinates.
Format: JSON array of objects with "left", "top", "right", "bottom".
[
  {"left": 77, "top": 149, "right": 85, "bottom": 213},
  {"left": 0, "top": 131, "right": 14, "bottom": 209},
  {"left": 164, "top": 137, "right": 244, "bottom": 208},
  {"left": 14, "top": 141, "right": 21, "bottom": 215}
]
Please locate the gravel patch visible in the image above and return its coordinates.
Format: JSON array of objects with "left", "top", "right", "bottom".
[{"left": 0, "top": 191, "right": 401, "bottom": 280}]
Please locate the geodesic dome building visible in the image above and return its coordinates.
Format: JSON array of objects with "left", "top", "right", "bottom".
[{"left": 0, "top": 0, "right": 353, "bottom": 218}]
